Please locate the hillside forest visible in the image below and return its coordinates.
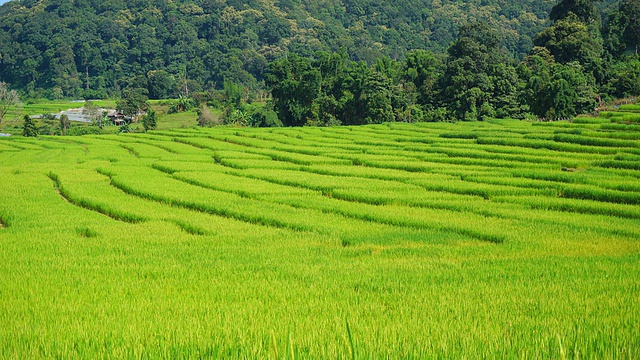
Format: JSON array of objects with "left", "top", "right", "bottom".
[{"left": 0, "top": 0, "right": 639, "bottom": 125}]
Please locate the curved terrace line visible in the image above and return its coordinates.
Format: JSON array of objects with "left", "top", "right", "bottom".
[
  {"left": 96, "top": 169, "right": 310, "bottom": 233},
  {"left": 162, "top": 166, "right": 505, "bottom": 244},
  {"left": 47, "top": 172, "right": 145, "bottom": 224}
]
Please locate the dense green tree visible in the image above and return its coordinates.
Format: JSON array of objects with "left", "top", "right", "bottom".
[
  {"left": 250, "top": 108, "right": 283, "bottom": 127},
  {"left": 549, "top": 0, "right": 600, "bottom": 23},
  {"left": 141, "top": 109, "right": 157, "bottom": 131},
  {"left": 22, "top": 115, "right": 38, "bottom": 137},
  {"left": 621, "top": 0, "right": 640, "bottom": 55},
  {"left": 603, "top": 10, "right": 630, "bottom": 58},
  {"left": 265, "top": 54, "right": 321, "bottom": 126},
  {"left": 403, "top": 50, "right": 442, "bottom": 109},
  {"left": 338, "top": 61, "right": 371, "bottom": 124},
  {"left": 147, "top": 70, "right": 176, "bottom": 100},
  {"left": 534, "top": 14, "right": 602, "bottom": 65},
  {"left": 359, "top": 70, "right": 395, "bottom": 124},
  {"left": 521, "top": 48, "right": 597, "bottom": 119},
  {"left": 519, "top": 48, "right": 556, "bottom": 118},
  {"left": 441, "top": 22, "right": 519, "bottom": 121},
  {"left": 308, "top": 51, "right": 349, "bottom": 125},
  {"left": 603, "top": 57, "right": 640, "bottom": 97},
  {"left": 117, "top": 87, "right": 149, "bottom": 118},
  {"left": 223, "top": 81, "right": 244, "bottom": 108}
]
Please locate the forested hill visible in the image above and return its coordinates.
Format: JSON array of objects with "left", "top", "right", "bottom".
[{"left": 0, "top": 0, "right": 616, "bottom": 99}]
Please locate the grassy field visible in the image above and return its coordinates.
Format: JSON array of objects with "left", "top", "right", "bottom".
[{"left": 0, "top": 116, "right": 639, "bottom": 357}]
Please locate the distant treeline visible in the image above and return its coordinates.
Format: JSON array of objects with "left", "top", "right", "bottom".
[
  {"left": 0, "top": 0, "right": 618, "bottom": 98},
  {"left": 265, "top": 0, "right": 640, "bottom": 125},
  {"left": 0, "top": 0, "right": 638, "bottom": 124}
]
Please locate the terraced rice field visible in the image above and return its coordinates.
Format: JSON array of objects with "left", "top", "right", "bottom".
[{"left": 1, "top": 119, "right": 639, "bottom": 358}]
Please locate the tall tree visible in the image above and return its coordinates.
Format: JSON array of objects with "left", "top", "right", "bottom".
[
  {"left": 441, "top": 22, "right": 519, "bottom": 121},
  {"left": 521, "top": 47, "right": 597, "bottom": 119},
  {"left": 117, "top": 87, "right": 149, "bottom": 119},
  {"left": 603, "top": 10, "right": 629, "bottom": 59},
  {"left": 549, "top": 0, "right": 600, "bottom": 24},
  {"left": 22, "top": 115, "right": 38, "bottom": 137},
  {"left": 621, "top": 0, "right": 640, "bottom": 54},
  {"left": 265, "top": 54, "right": 321, "bottom": 126},
  {"left": 141, "top": 109, "right": 157, "bottom": 131},
  {"left": 403, "top": 50, "right": 442, "bottom": 109},
  {"left": 534, "top": 14, "right": 602, "bottom": 65}
]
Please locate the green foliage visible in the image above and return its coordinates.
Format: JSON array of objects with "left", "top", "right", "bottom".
[
  {"left": 147, "top": 70, "right": 177, "bottom": 100},
  {"left": 251, "top": 108, "right": 282, "bottom": 128},
  {"left": 621, "top": 0, "right": 640, "bottom": 55},
  {"left": 534, "top": 13, "right": 603, "bottom": 66},
  {"left": 602, "top": 57, "right": 640, "bottom": 98},
  {"left": 167, "top": 95, "right": 196, "bottom": 114},
  {"left": 141, "top": 109, "right": 157, "bottom": 131},
  {"left": 0, "top": 0, "right": 620, "bottom": 100},
  {"left": 1, "top": 0, "right": 637, "bottom": 125},
  {"left": 441, "top": 22, "right": 519, "bottom": 121},
  {"left": 549, "top": 0, "right": 600, "bottom": 23},
  {"left": 117, "top": 87, "right": 149, "bottom": 118},
  {"left": 65, "top": 125, "right": 103, "bottom": 136},
  {"left": 265, "top": 54, "right": 321, "bottom": 127},
  {"left": 21, "top": 115, "right": 37, "bottom": 137},
  {"left": 521, "top": 48, "right": 598, "bottom": 120}
]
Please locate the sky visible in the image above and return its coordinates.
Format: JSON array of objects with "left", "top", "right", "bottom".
[{"left": 0, "top": 0, "right": 10, "bottom": 5}]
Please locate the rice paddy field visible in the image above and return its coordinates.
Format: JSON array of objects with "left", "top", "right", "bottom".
[{"left": 0, "top": 117, "right": 639, "bottom": 358}]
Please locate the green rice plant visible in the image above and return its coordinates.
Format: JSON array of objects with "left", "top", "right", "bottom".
[
  {"left": 558, "top": 183, "right": 640, "bottom": 205},
  {"left": 618, "top": 104, "right": 640, "bottom": 111},
  {"left": 407, "top": 176, "right": 552, "bottom": 199},
  {"left": 571, "top": 116, "right": 612, "bottom": 124},
  {"left": 217, "top": 158, "right": 302, "bottom": 170},
  {"left": 570, "top": 130, "right": 640, "bottom": 140},
  {"left": 462, "top": 174, "right": 561, "bottom": 191},
  {"left": 600, "top": 123, "right": 640, "bottom": 131},
  {"left": 596, "top": 160, "right": 640, "bottom": 170},
  {"left": 512, "top": 168, "right": 599, "bottom": 184},
  {"left": 151, "top": 161, "right": 220, "bottom": 174},
  {"left": 171, "top": 136, "right": 244, "bottom": 151},
  {"left": 405, "top": 145, "right": 570, "bottom": 168},
  {"left": 46, "top": 171, "right": 146, "bottom": 223},
  {"left": 439, "top": 132, "right": 479, "bottom": 139},
  {"left": 599, "top": 111, "right": 624, "bottom": 118},
  {"left": 494, "top": 195, "right": 640, "bottom": 219},
  {"left": 553, "top": 134, "right": 639, "bottom": 148},
  {"left": 617, "top": 113, "right": 640, "bottom": 123},
  {"left": 172, "top": 170, "right": 316, "bottom": 198},
  {"left": 1, "top": 120, "right": 640, "bottom": 358},
  {"left": 0, "top": 139, "right": 46, "bottom": 150},
  {"left": 100, "top": 164, "right": 450, "bottom": 244},
  {"left": 477, "top": 136, "right": 619, "bottom": 155},
  {"left": 0, "top": 141, "right": 20, "bottom": 152},
  {"left": 532, "top": 121, "right": 601, "bottom": 129},
  {"left": 75, "top": 226, "right": 99, "bottom": 238}
]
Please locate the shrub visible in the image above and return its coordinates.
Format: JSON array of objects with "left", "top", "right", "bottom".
[
  {"left": 251, "top": 108, "right": 283, "bottom": 128},
  {"left": 142, "top": 109, "right": 157, "bottom": 131},
  {"left": 197, "top": 105, "right": 221, "bottom": 127}
]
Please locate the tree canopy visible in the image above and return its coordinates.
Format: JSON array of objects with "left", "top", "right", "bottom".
[{"left": 0, "top": 0, "right": 618, "bottom": 99}]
